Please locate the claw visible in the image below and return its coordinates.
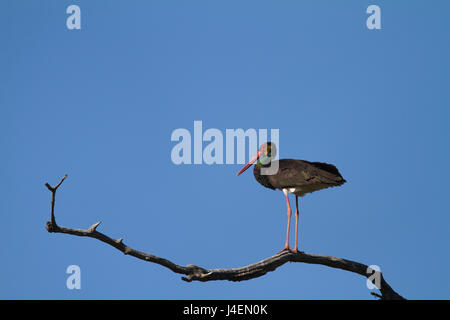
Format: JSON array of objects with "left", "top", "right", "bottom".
[{"left": 277, "top": 246, "right": 292, "bottom": 254}]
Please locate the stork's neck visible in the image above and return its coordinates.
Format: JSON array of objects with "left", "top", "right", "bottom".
[
  {"left": 253, "top": 162, "right": 276, "bottom": 190},
  {"left": 256, "top": 156, "right": 272, "bottom": 168}
]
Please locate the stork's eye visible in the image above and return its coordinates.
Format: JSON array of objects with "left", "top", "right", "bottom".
[{"left": 258, "top": 142, "right": 276, "bottom": 160}]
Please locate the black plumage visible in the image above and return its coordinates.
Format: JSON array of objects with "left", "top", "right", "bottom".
[{"left": 254, "top": 159, "right": 346, "bottom": 196}]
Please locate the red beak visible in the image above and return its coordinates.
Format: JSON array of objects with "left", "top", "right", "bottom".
[{"left": 236, "top": 151, "right": 260, "bottom": 176}]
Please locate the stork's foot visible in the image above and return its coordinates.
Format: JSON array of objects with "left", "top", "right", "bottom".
[{"left": 277, "top": 246, "right": 292, "bottom": 254}]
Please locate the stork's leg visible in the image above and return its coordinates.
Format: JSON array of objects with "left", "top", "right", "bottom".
[
  {"left": 293, "top": 195, "right": 299, "bottom": 253},
  {"left": 278, "top": 189, "right": 292, "bottom": 253}
]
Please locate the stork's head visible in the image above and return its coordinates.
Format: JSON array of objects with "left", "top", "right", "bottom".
[{"left": 236, "top": 142, "right": 277, "bottom": 176}]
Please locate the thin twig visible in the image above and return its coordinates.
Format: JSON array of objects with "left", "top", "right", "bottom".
[{"left": 45, "top": 174, "right": 67, "bottom": 226}]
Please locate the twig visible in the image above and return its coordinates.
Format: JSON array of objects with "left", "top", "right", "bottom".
[
  {"left": 45, "top": 174, "right": 67, "bottom": 226},
  {"left": 44, "top": 175, "right": 405, "bottom": 300}
]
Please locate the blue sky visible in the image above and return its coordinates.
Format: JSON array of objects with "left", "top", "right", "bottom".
[{"left": 1, "top": 0, "right": 449, "bottom": 299}]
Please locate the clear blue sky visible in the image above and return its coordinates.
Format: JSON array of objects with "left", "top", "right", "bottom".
[{"left": 1, "top": 0, "right": 449, "bottom": 299}]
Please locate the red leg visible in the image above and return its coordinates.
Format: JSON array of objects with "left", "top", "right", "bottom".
[
  {"left": 293, "top": 195, "right": 299, "bottom": 253},
  {"left": 278, "top": 191, "right": 292, "bottom": 253}
]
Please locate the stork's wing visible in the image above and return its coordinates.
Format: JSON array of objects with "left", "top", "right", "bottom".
[
  {"left": 307, "top": 161, "right": 346, "bottom": 184},
  {"left": 267, "top": 159, "right": 346, "bottom": 190}
]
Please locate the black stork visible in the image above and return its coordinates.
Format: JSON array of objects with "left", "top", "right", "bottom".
[{"left": 236, "top": 142, "right": 346, "bottom": 253}]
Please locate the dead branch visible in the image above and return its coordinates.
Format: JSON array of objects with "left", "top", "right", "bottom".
[{"left": 44, "top": 175, "right": 405, "bottom": 300}]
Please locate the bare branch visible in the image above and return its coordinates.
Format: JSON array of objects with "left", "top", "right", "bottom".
[
  {"left": 44, "top": 175, "right": 405, "bottom": 300},
  {"left": 45, "top": 174, "right": 67, "bottom": 226}
]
